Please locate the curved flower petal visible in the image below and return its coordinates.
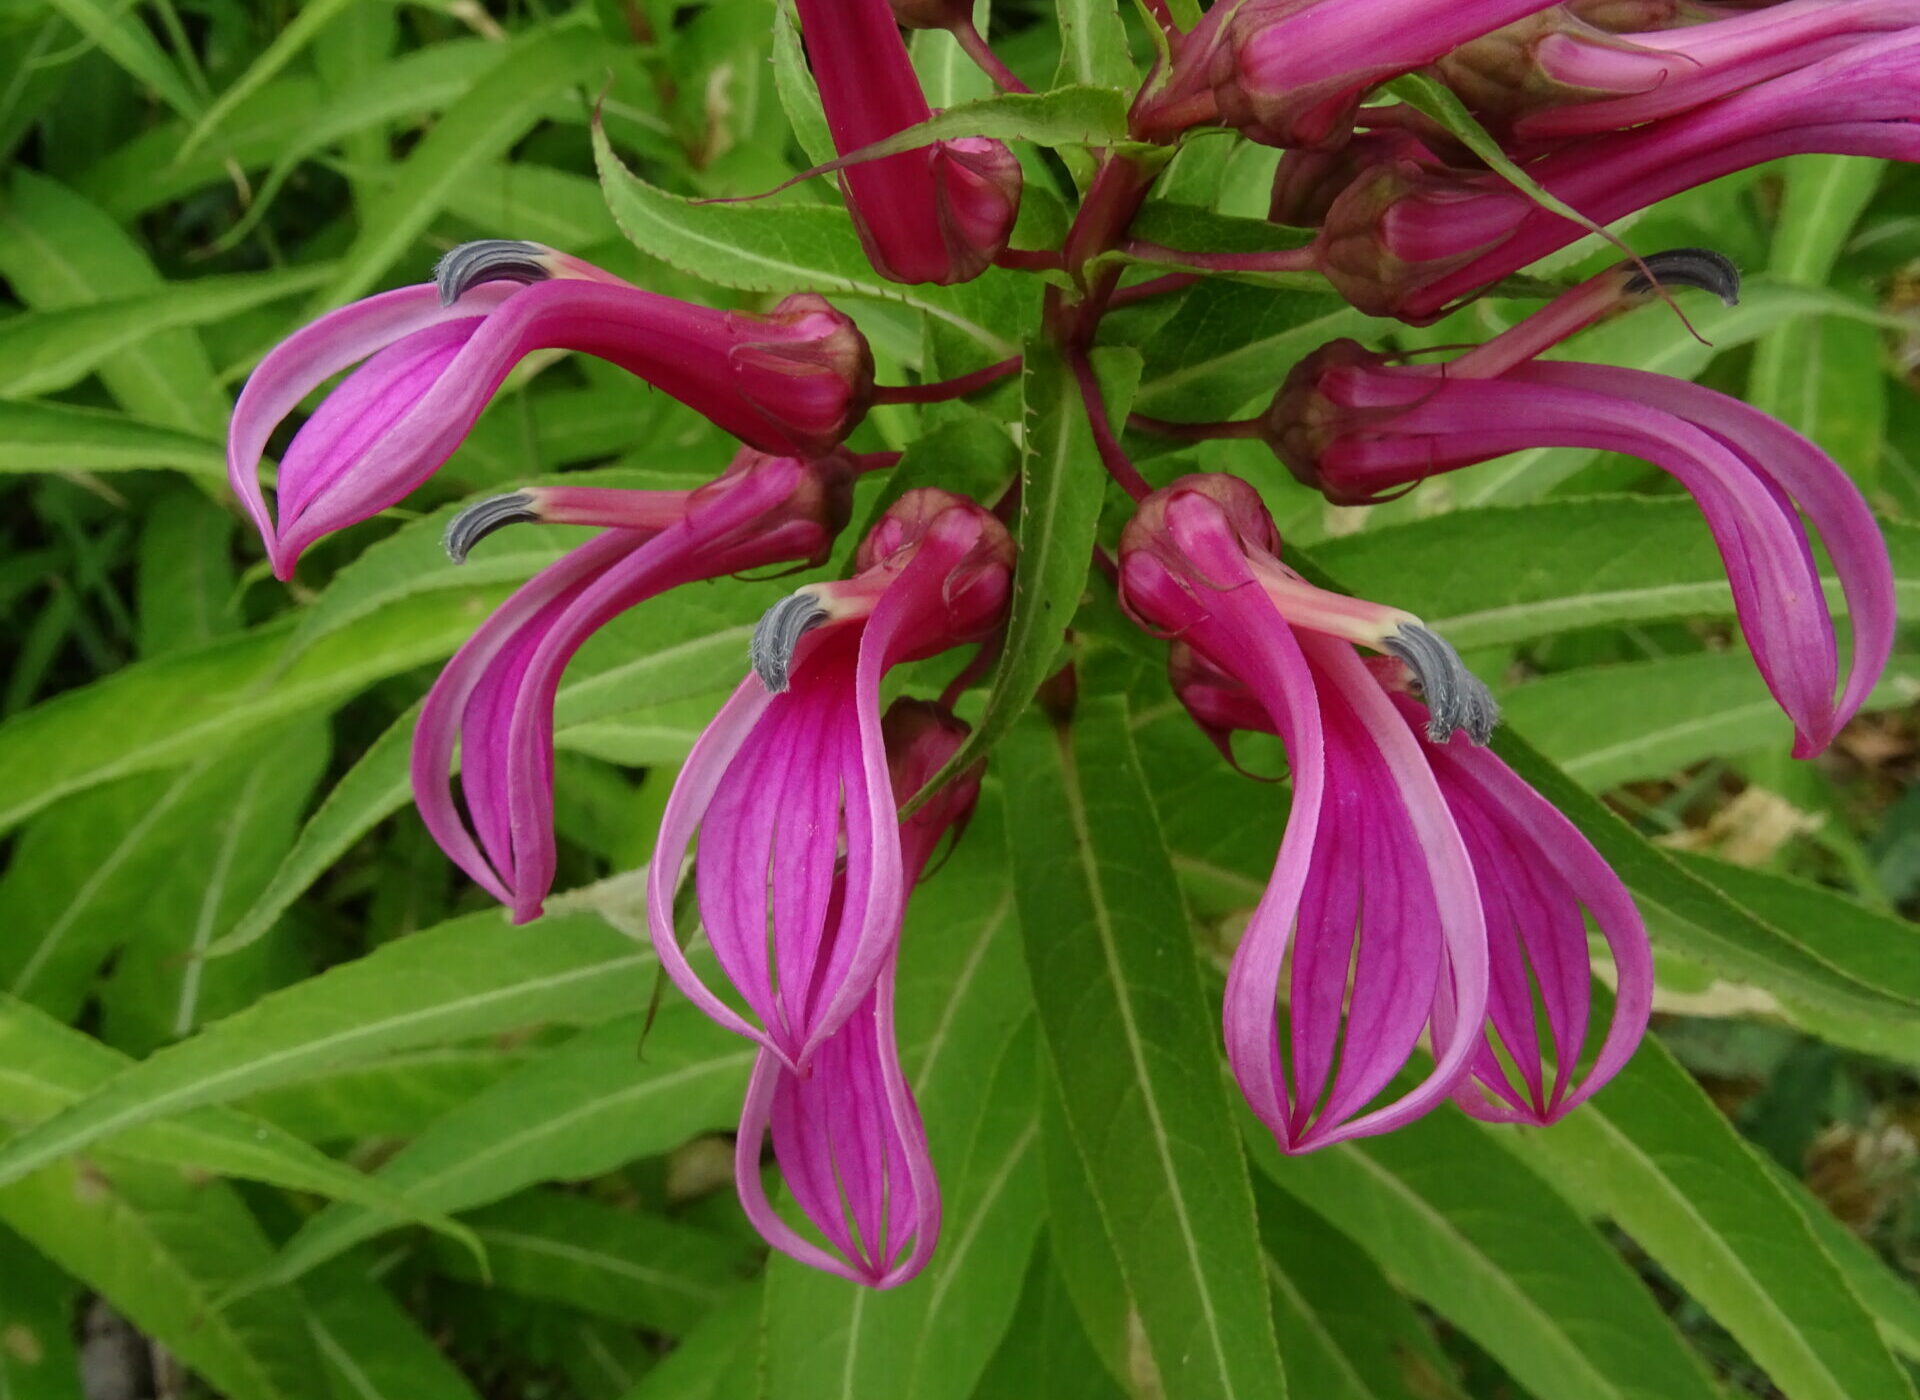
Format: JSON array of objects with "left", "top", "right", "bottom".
[
  {"left": 734, "top": 973, "right": 939, "bottom": 1288},
  {"left": 1397, "top": 692, "right": 1653, "bottom": 1123}
]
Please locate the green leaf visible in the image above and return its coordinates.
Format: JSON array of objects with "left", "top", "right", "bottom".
[
  {"left": 1505, "top": 1018, "right": 1917, "bottom": 1400},
  {"left": 0, "top": 171, "right": 229, "bottom": 435},
  {"left": 909, "top": 344, "right": 1138, "bottom": 810},
  {"left": 302, "top": 1259, "right": 486, "bottom": 1400},
  {"left": 0, "top": 995, "right": 479, "bottom": 1265},
  {"left": 1054, "top": 0, "right": 1138, "bottom": 90},
  {"left": 617, "top": 1284, "right": 763, "bottom": 1400},
  {"left": 138, "top": 486, "right": 238, "bottom": 656},
  {"left": 1003, "top": 698, "right": 1286, "bottom": 1400},
  {"left": 1308, "top": 498, "right": 1920, "bottom": 653},
  {"left": 0, "top": 911, "right": 654, "bottom": 1190},
  {"left": 1134, "top": 281, "right": 1378, "bottom": 418},
  {"left": 1671, "top": 853, "right": 1920, "bottom": 1015},
  {"left": 1251, "top": 1110, "right": 1721, "bottom": 1400},
  {"left": 305, "top": 24, "right": 604, "bottom": 314},
  {"left": 0, "top": 585, "right": 518, "bottom": 835},
  {"left": 241, "top": 1044, "right": 532, "bottom": 1146},
  {"left": 1748, "top": 156, "right": 1886, "bottom": 471},
  {"left": 0, "top": 1158, "right": 321, "bottom": 1400},
  {"left": 1488, "top": 723, "right": 1920, "bottom": 1018},
  {"left": 770, "top": 0, "right": 833, "bottom": 169},
  {"left": 0, "top": 264, "right": 330, "bottom": 400},
  {"left": 255, "top": 1005, "right": 752, "bottom": 1289},
  {"left": 1767, "top": 1163, "right": 1920, "bottom": 1363},
  {"left": 799, "top": 85, "right": 1131, "bottom": 172},
  {"left": 428, "top": 1190, "right": 754, "bottom": 1335},
  {"left": 174, "top": 0, "right": 361, "bottom": 163},
  {"left": 971, "top": 1237, "right": 1129, "bottom": 1400},
  {"left": 1503, "top": 651, "right": 1920, "bottom": 789},
  {"left": 764, "top": 803, "right": 1040, "bottom": 1400},
  {"left": 94, "top": 721, "right": 329, "bottom": 1055},
  {"left": 43, "top": 0, "right": 202, "bottom": 120},
  {"left": 1255, "top": 1179, "right": 1466, "bottom": 1400},
  {"left": 593, "top": 121, "right": 1031, "bottom": 358},
  {"left": 0, "top": 1229, "right": 82, "bottom": 1400}
]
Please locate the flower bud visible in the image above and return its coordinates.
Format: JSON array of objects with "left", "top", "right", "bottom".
[
  {"left": 851, "top": 138, "right": 1024, "bottom": 286},
  {"left": 1259, "top": 339, "right": 1388, "bottom": 497},
  {"left": 737, "top": 293, "right": 877, "bottom": 457},
  {"left": 882, "top": 699, "right": 982, "bottom": 876}
]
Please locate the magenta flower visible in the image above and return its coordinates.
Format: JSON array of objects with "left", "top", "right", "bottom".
[
  {"left": 1120, "top": 475, "right": 1494, "bottom": 1151},
  {"left": 1270, "top": 255, "right": 1895, "bottom": 757},
  {"left": 1439, "top": 0, "right": 1920, "bottom": 143},
  {"left": 648, "top": 490, "right": 1014, "bottom": 1074},
  {"left": 1173, "top": 640, "right": 1653, "bottom": 1128},
  {"left": 411, "top": 449, "right": 867, "bottom": 924},
  {"left": 735, "top": 700, "right": 981, "bottom": 1288},
  {"left": 1320, "top": 29, "right": 1920, "bottom": 319},
  {"left": 1131, "top": 0, "right": 1564, "bottom": 148},
  {"left": 793, "top": 0, "right": 1022, "bottom": 284},
  {"left": 228, "top": 241, "right": 873, "bottom": 577}
]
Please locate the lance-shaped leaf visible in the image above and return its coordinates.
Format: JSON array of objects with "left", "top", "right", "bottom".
[{"left": 1003, "top": 699, "right": 1286, "bottom": 1400}]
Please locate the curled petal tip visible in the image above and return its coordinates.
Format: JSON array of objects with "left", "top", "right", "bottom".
[
  {"left": 1383, "top": 625, "right": 1500, "bottom": 745},
  {"left": 434, "top": 239, "right": 552, "bottom": 307},
  {"left": 1624, "top": 248, "right": 1741, "bottom": 307},
  {"left": 750, "top": 591, "right": 829, "bottom": 694},
  {"left": 444, "top": 492, "right": 539, "bottom": 564}
]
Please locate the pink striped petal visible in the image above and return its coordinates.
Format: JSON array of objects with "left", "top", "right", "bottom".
[{"left": 734, "top": 972, "right": 939, "bottom": 1288}]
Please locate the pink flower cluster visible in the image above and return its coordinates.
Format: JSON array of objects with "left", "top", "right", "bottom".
[{"left": 232, "top": 0, "right": 1903, "bottom": 1286}]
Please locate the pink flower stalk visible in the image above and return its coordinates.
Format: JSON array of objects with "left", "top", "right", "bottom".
[
  {"left": 1269, "top": 254, "right": 1895, "bottom": 757},
  {"left": 1437, "top": 0, "right": 1920, "bottom": 142},
  {"left": 648, "top": 490, "right": 1014, "bottom": 1074},
  {"left": 793, "top": 0, "right": 1022, "bottom": 284},
  {"left": 1131, "top": 0, "right": 1565, "bottom": 148},
  {"left": 1174, "top": 643, "right": 1653, "bottom": 1126},
  {"left": 735, "top": 700, "right": 981, "bottom": 1287},
  {"left": 411, "top": 448, "right": 865, "bottom": 923},
  {"left": 1120, "top": 474, "right": 1494, "bottom": 1152},
  {"left": 1320, "top": 29, "right": 1920, "bottom": 320},
  {"left": 229, "top": 240, "right": 873, "bottom": 578}
]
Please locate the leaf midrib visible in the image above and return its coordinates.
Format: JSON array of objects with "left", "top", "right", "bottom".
[{"left": 1056, "top": 725, "right": 1242, "bottom": 1398}]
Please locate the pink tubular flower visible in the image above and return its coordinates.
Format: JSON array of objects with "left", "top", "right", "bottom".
[
  {"left": 1437, "top": 0, "right": 1920, "bottom": 143},
  {"left": 1174, "top": 642, "right": 1652, "bottom": 1127},
  {"left": 411, "top": 448, "right": 866, "bottom": 924},
  {"left": 1270, "top": 253, "right": 1895, "bottom": 757},
  {"left": 1131, "top": 0, "right": 1564, "bottom": 148},
  {"left": 735, "top": 700, "right": 981, "bottom": 1288},
  {"left": 228, "top": 240, "right": 873, "bottom": 578},
  {"left": 648, "top": 490, "right": 1014, "bottom": 1074},
  {"left": 793, "top": 0, "right": 1021, "bottom": 284},
  {"left": 1120, "top": 474, "right": 1494, "bottom": 1152},
  {"left": 1319, "top": 30, "right": 1920, "bottom": 320}
]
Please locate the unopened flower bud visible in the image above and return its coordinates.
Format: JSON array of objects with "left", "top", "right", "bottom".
[
  {"left": 882, "top": 700, "right": 982, "bottom": 875},
  {"left": 1270, "top": 130, "right": 1439, "bottom": 227},
  {"left": 1259, "top": 340, "right": 1388, "bottom": 497},
  {"left": 738, "top": 293, "right": 877, "bottom": 457},
  {"left": 852, "top": 137, "right": 1023, "bottom": 286}
]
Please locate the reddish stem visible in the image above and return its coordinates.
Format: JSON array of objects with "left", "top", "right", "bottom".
[
  {"left": 1108, "top": 272, "right": 1199, "bottom": 309},
  {"left": 994, "top": 248, "right": 1067, "bottom": 273},
  {"left": 1122, "top": 240, "right": 1320, "bottom": 274},
  {"left": 1129, "top": 412, "right": 1263, "bottom": 441},
  {"left": 1070, "top": 350, "right": 1152, "bottom": 502},
  {"left": 872, "top": 356, "right": 1022, "bottom": 405},
  {"left": 949, "top": 20, "right": 1029, "bottom": 93}
]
